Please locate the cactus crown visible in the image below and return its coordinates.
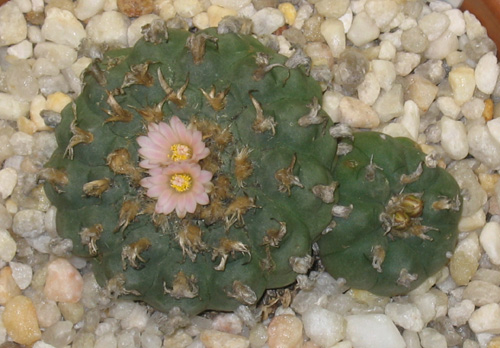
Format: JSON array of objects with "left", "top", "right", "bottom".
[{"left": 44, "top": 26, "right": 337, "bottom": 314}]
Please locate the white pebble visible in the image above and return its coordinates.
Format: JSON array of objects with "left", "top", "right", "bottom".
[
  {"left": 9, "top": 261, "right": 32, "bottom": 290},
  {"left": 445, "top": 9, "right": 466, "bottom": 36},
  {"left": 425, "top": 30, "right": 458, "bottom": 60},
  {"left": 475, "top": 52, "right": 499, "bottom": 95},
  {"left": 373, "top": 84, "right": 404, "bottom": 122},
  {"left": 74, "top": 0, "right": 105, "bottom": 20},
  {"left": 141, "top": 332, "right": 162, "bottom": 348},
  {"left": 0, "top": 93, "right": 30, "bottom": 121},
  {"left": 448, "top": 300, "right": 475, "bottom": 326},
  {"left": 418, "top": 12, "right": 450, "bottom": 41},
  {"left": 449, "top": 65, "right": 476, "bottom": 106},
  {"left": 41, "top": 8, "right": 87, "bottom": 48},
  {"left": 34, "top": 42, "right": 77, "bottom": 69},
  {"left": 322, "top": 90, "right": 343, "bottom": 123},
  {"left": 440, "top": 116, "right": 468, "bottom": 160},
  {"left": 200, "top": 330, "right": 249, "bottom": 348},
  {"left": 339, "top": 96, "right": 380, "bottom": 128},
  {"left": 0, "top": 168, "right": 17, "bottom": 200},
  {"left": 321, "top": 18, "right": 346, "bottom": 58},
  {"left": 94, "top": 332, "right": 118, "bottom": 348},
  {"left": 86, "top": 11, "right": 130, "bottom": 47},
  {"left": 0, "top": 229, "right": 16, "bottom": 262},
  {"left": 462, "top": 98, "right": 485, "bottom": 120},
  {"left": 394, "top": 52, "right": 421, "bottom": 77},
  {"left": 372, "top": 59, "right": 396, "bottom": 91},
  {"left": 468, "top": 124, "right": 500, "bottom": 169},
  {"left": 437, "top": 96, "right": 461, "bottom": 119},
  {"left": 487, "top": 118, "right": 500, "bottom": 147},
  {"left": 399, "top": 100, "right": 420, "bottom": 141},
  {"left": 302, "top": 305, "right": 345, "bottom": 347},
  {"left": 10, "top": 131, "right": 33, "bottom": 156},
  {"left": 173, "top": 0, "right": 203, "bottom": 18},
  {"left": 12, "top": 209, "right": 45, "bottom": 238},
  {"left": 346, "top": 314, "right": 405, "bottom": 348},
  {"left": 33, "top": 342, "right": 56, "bottom": 348},
  {"left": 479, "top": 221, "right": 500, "bottom": 265},
  {"left": 464, "top": 10, "right": 487, "bottom": 40},
  {"left": 0, "top": 2, "right": 27, "bottom": 46},
  {"left": 419, "top": 328, "right": 447, "bottom": 348},
  {"left": 347, "top": 11, "right": 380, "bottom": 46},
  {"left": 385, "top": 302, "right": 424, "bottom": 331},
  {"left": 128, "top": 14, "right": 161, "bottom": 47},
  {"left": 469, "top": 303, "right": 500, "bottom": 334},
  {"left": 210, "top": 0, "right": 251, "bottom": 11},
  {"left": 27, "top": 26, "right": 43, "bottom": 43},
  {"left": 406, "top": 74, "right": 438, "bottom": 112},
  {"left": 121, "top": 304, "right": 149, "bottom": 331},
  {"left": 6, "top": 40, "right": 33, "bottom": 59},
  {"left": 251, "top": 8, "right": 285, "bottom": 36},
  {"left": 378, "top": 40, "right": 396, "bottom": 60},
  {"left": 338, "top": 8, "right": 353, "bottom": 32},
  {"left": 458, "top": 208, "right": 486, "bottom": 232},
  {"left": 364, "top": 0, "right": 401, "bottom": 30},
  {"left": 357, "top": 72, "right": 380, "bottom": 106},
  {"left": 315, "top": 0, "right": 350, "bottom": 18}
]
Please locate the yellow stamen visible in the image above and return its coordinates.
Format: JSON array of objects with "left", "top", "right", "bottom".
[
  {"left": 170, "top": 144, "right": 192, "bottom": 161},
  {"left": 170, "top": 173, "right": 192, "bottom": 192}
]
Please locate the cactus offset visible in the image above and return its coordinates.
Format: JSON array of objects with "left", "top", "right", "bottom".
[
  {"left": 44, "top": 26, "right": 337, "bottom": 314},
  {"left": 318, "top": 131, "right": 462, "bottom": 296}
]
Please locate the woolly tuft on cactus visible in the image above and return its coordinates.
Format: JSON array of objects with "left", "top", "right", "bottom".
[
  {"left": 43, "top": 25, "right": 337, "bottom": 314},
  {"left": 318, "top": 131, "right": 462, "bottom": 296}
]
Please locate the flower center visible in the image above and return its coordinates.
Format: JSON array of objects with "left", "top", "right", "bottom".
[
  {"left": 170, "top": 144, "right": 192, "bottom": 161},
  {"left": 170, "top": 173, "right": 192, "bottom": 192}
]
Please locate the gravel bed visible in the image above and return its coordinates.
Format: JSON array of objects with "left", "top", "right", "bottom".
[{"left": 0, "top": 0, "right": 499, "bottom": 347}]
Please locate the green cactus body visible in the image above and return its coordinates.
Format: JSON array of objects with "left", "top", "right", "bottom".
[
  {"left": 318, "top": 132, "right": 462, "bottom": 296},
  {"left": 43, "top": 27, "right": 337, "bottom": 314}
]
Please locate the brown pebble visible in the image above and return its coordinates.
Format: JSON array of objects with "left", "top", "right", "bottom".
[
  {"left": 267, "top": 314, "right": 304, "bottom": 348},
  {"left": 117, "top": 0, "right": 154, "bottom": 17},
  {"left": 25, "top": 11, "right": 45, "bottom": 25},
  {"left": 0, "top": 266, "right": 21, "bottom": 305},
  {"left": 2, "top": 295, "right": 42, "bottom": 346},
  {"left": 483, "top": 99, "right": 494, "bottom": 121}
]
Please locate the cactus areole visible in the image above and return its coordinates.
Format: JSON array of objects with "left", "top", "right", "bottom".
[
  {"left": 318, "top": 132, "right": 462, "bottom": 296},
  {"left": 44, "top": 26, "right": 338, "bottom": 314}
]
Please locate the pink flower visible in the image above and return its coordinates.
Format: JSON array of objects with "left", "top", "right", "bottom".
[
  {"left": 140, "top": 161, "right": 213, "bottom": 218},
  {"left": 137, "top": 116, "right": 210, "bottom": 169}
]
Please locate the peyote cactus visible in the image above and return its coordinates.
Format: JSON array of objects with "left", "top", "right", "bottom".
[
  {"left": 43, "top": 25, "right": 338, "bottom": 314},
  {"left": 318, "top": 131, "right": 462, "bottom": 296}
]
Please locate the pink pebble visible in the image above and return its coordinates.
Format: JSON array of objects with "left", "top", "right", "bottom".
[{"left": 44, "top": 258, "right": 83, "bottom": 303}]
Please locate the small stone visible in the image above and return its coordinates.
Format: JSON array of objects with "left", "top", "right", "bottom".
[
  {"left": 448, "top": 299, "right": 475, "bottom": 326},
  {"left": 475, "top": 52, "right": 499, "bottom": 95},
  {"left": 462, "top": 98, "right": 485, "bottom": 121},
  {"left": 405, "top": 74, "right": 438, "bottom": 112},
  {"left": 345, "top": 314, "right": 406, "bottom": 348},
  {"left": 424, "top": 30, "right": 459, "bottom": 60},
  {"left": 418, "top": 12, "right": 450, "bottom": 41},
  {"left": 2, "top": 295, "right": 42, "bottom": 345},
  {"left": 373, "top": 84, "right": 404, "bottom": 122},
  {"left": 34, "top": 42, "right": 77, "bottom": 69},
  {"left": 41, "top": 8, "right": 86, "bottom": 48},
  {"left": 163, "top": 330, "right": 193, "bottom": 347},
  {"left": 469, "top": 303, "right": 500, "bottom": 334},
  {"left": 468, "top": 124, "right": 500, "bottom": 169},
  {"left": 440, "top": 116, "right": 468, "bottom": 160},
  {"left": 464, "top": 10, "right": 487, "bottom": 41},
  {"left": 86, "top": 11, "right": 130, "bottom": 47},
  {"left": 35, "top": 300, "right": 62, "bottom": 328},
  {"left": 200, "top": 329, "right": 249, "bottom": 348},
  {"left": 445, "top": 9, "right": 466, "bottom": 36},
  {"left": 0, "top": 168, "right": 17, "bottom": 200},
  {"left": 458, "top": 208, "right": 486, "bottom": 232},
  {"left": 74, "top": 0, "right": 105, "bottom": 20},
  {"left": 42, "top": 320, "right": 76, "bottom": 347},
  {"left": 339, "top": 96, "right": 380, "bottom": 128},
  {"left": 0, "top": 266, "right": 21, "bottom": 305},
  {"left": 44, "top": 258, "right": 84, "bottom": 303},
  {"left": 394, "top": 52, "right": 421, "bottom": 77},
  {"left": 385, "top": 302, "right": 424, "bottom": 332},
  {"left": 399, "top": 100, "right": 420, "bottom": 141},
  {"left": 207, "top": 6, "right": 237, "bottom": 27},
  {"left": 480, "top": 222, "right": 500, "bottom": 265},
  {"left": 10, "top": 131, "right": 33, "bottom": 156},
  {"left": 7, "top": 39, "right": 33, "bottom": 59},
  {"left": 437, "top": 96, "right": 461, "bottom": 119},
  {"left": 302, "top": 305, "right": 345, "bottom": 347},
  {"left": 401, "top": 26, "right": 428, "bottom": 54},
  {"left": 483, "top": 99, "right": 494, "bottom": 121},
  {"left": 0, "top": 93, "right": 30, "bottom": 121},
  {"left": 419, "top": 328, "right": 447, "bottom": 348},
  {"left": 357, "top": 72, "right": 380, "bottom": 106},
  {"left": 322, "top": 90, "right": 343, "bottom": 123},
  {"left": 372, "top": 59, "right": 396, "bottom": 91},
  {"left": 58, "top": 301, "right": 85, "bottom": 323},
  {"left": 0, "top": 2, "right": 27, "bottom": 46},
  {"left": 450, "top": 233, "right": 481, "bottom": 286},
  {"left": 315, "top": 0, "right": 349, "bottom": 18},
  {"left": 117, "top": 0, "right": 154, "bottom": 17},
  {"left": 94, "top": 332, "right": 118, "bottom": 348},
  {"left": 365, "top": 0, "right": 401, "bottom": 30},
  {"left": 210, "top": 0, "right": 251, "bottom": 11},
  {"left": 212, "top": 313, "right": 243, "bottom": 335},
  {"left": 267, "top": 315, "right": 303, "bottom": 348},
  {"left": 321, "top": 18, "right": 346, "bottom": 58},
  {"left": 173, "top": 0, "right": 202, "bottom": 18},
  {"left": 449, "top": 65, "right": 476, "bottom": 106},
  {"left": 463, "top": 280, "right": 500, "bottom": 306},
  {"left": 278, "top": 3, "right": 296, "bottom": 25},
  {"left": 0, "top": 229, "right": 16, "bottom": 263},
  {"left": 347, "top": 11, "right": 380, "bottom": 46},
  {"left": 9, "top": 261, "right": 32, "bottom": 290},
  {"left": 251, "top": 8, "right": 285, "bottom": 36},
  {"left": 12, "top": 209, "right": 45, "bottom": 238}
]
